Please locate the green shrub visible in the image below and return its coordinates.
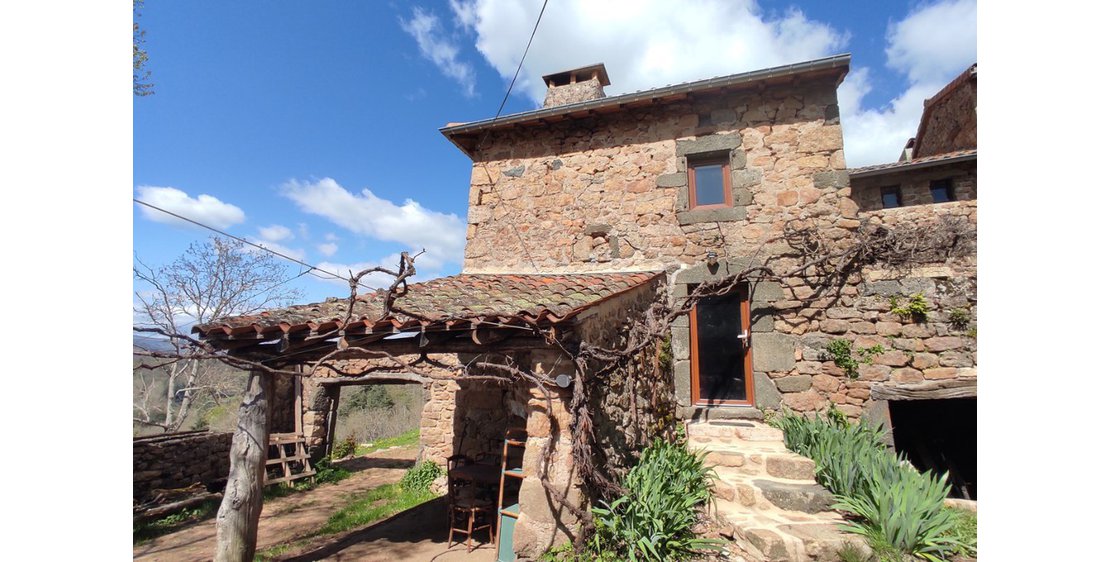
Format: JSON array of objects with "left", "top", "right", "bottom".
[
  {"left": 946, "top": 308, "right": 971, "bottom": 331},
  {"left": 313, "top": 457, "right": 352, "bottom": 485},
  {"left": 400, "top": 460, "right": 443, "bottom": 493},
  {"left": 331, "top": 434, "right": 357, "bottom": 459},
  {"left": 771, "top": 409, "right": 964, "bottom": 561},
  {"left": 824, "top": 340, "right": 884, "bottom": 379},
  {"left": 588, "top": 436, "right": 723, "bottom": 561},
  {"left": 890, "top": 293, "right": 929, "bottom": 322}
]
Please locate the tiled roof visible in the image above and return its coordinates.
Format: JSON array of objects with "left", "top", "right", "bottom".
[
  {"left": 193, "top": 271, "right": 663, "bottom": 340},
  {"left": 847, "top": 149, "right": 976, "bottom": 179},
  {"left": 441, "top": 54, "right": 850, "bottom": 158}
]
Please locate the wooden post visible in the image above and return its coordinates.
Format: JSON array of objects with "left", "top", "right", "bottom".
[
  {"left": 214, "top": 370, "right": 273, "bottom": 562},
  {"left": 324, "top": 385, "right": 341, "bottom": 457}
]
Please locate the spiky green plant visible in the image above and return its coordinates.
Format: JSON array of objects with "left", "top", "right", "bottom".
[
  {"left": 588, "top": 436, "right": 723, "bottom": 561},
  {"left": 770, "top": 408, "right": 964, "bottom": 561}
]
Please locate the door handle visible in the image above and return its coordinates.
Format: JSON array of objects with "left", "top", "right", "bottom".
[{"left": 737, "top": 329, "right": 750, "bottom": 347}]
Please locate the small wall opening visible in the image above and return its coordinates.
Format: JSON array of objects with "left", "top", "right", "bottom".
[
  {"left": 889, "top": 397, "right": 976, "bottom": 499},
  {"left": 452, "top": 380, "right": 529, "bottom": 461}
]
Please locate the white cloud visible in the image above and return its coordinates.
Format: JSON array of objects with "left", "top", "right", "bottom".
[
  {"left": 401, "top": 7, "right": 477, "bottom": 97},
  {"left": 314, "top": 254, "right": 439, "bottom": 289},
  {"left": 246, "top": 239, "right": 306, "bottom": 262},
  {"left": 445, "top": 0, "right": 974, "bottom": 167},
  {"left": 448, "top": 0, "right": 847, "bottom": 105},
  {"left": 135, "top": 186, "right": 245, "bottom": 229},
  {"left": 317, "top": 242, "right": 339, "bottom": 257},
  {"left": 886, "top": 0, "right": 977, "bottom": 85},
  {"left": 281, "top": 177, "right": 465, "bottom": 271},
  {"left": 258, "top": 224, "right": 293, "bottom": 243},
  {"left": 840, "top": 0, "right": 977, "bottom": 166}
]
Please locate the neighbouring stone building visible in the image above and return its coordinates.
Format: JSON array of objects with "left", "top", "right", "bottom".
[{"left": 194, "top": 55, "right": 977, "bottom": 559}]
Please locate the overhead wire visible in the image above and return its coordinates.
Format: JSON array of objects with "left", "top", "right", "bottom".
[
  {"left": 133, "top": 198, "right": 380, "bottom": 292},
  {"left": 474, "top": 0, "right": 551, "bottom": 271}
]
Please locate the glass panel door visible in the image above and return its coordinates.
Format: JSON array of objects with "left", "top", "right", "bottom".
[{"left": 691, "top": 289, "right": 752, "bottom": 404}]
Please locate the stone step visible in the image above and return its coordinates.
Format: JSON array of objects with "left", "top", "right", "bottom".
[
  {"left": 687, "top": 420, "right": 785, "bottom": 442},
  {"left": 715, "top": 472, "right": 834, "bottom": 513},
  {"left": 705, "top": 450, "right": 816, "bottom": 481},
  {"left": 716, "top": 503, "right": 865, "bottom": 562}
]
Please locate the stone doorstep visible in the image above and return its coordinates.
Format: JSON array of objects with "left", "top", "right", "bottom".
[{"left": 687, "top": 421, "right": 785, "bottom": 442}]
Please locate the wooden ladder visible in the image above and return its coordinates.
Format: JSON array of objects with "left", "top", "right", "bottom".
[{"left": 265, "top": 432, "right": 316, "bottom": 486}]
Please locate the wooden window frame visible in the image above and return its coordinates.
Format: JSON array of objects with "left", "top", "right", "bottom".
[
  {"left": 689, "top": 285, "right": 755, "bottom": 407},
  {"left": 686, "top": 156, "right": 732, "bottom": 209},
  {"left": 880, "top": 185, "right": 903, "bottom": 209}
]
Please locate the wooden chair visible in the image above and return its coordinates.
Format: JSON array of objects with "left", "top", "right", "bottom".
[{"left": 446, "top": 454, "right": 494, "bottom": 551}]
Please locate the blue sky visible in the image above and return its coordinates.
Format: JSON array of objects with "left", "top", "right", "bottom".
[{"left": 134, "top": 0, "right": 977, "bottom": 306}]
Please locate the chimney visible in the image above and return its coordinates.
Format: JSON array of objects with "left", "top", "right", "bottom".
[{"left": 542, "top": 63, "right": 610, "bottom": 108}]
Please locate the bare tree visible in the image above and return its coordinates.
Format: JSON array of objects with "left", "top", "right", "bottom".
[{"left": 133, "top": 236, "right": 303, "bottom": 433}]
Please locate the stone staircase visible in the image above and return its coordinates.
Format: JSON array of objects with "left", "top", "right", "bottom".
[{"left": 687, "top": 420, "right": 869, "bottom": 562}]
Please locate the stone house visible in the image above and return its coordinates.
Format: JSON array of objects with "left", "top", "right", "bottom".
[{"left": 195, "top": 54, "right": 976, "bottom": 558}]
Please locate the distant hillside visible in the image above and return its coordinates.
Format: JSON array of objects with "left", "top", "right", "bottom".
[{"left": 132, "top": 334, "right": 176, "bottom": 353}]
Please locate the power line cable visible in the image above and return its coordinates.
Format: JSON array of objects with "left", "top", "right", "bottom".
[
  {"left": 133, "top": 198, "right": 379, "bottom": 291},
  {"left": 494, "top": 0, "right": 550, "bottom": 120},
  {"left": 475, "top": 0, "right": 550, "bottom": 271}
]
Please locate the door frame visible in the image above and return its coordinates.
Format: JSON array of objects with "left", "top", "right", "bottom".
[{"left": 689, "top": 285, "right": 755, "bottom": 406}]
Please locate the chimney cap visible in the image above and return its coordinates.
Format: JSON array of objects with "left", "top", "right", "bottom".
[{"left": 542, "top": 63, "right": 610, "bottom": 88}]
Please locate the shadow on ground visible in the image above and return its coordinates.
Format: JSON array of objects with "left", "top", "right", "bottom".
[
  {"left": 283, "top": 496, "right": 495, "bottom": 561},
  {"left": 333, "top": 456, "right": 417, "bottom": 471}
]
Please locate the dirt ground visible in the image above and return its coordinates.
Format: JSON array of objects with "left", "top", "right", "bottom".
[{"left": 134, "top": 446, "right": 496, "bottom": 562}]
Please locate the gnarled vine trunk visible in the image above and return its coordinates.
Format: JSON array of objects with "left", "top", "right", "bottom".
[{"left": 214, "top": 370, "right": 272, "bottom": 562}]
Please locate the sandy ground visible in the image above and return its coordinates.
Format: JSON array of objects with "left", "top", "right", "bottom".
[{"left": 134, "top": 445, "right": 498, "bottom": 562}]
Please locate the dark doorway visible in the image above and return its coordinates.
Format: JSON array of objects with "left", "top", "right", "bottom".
[{"left": 889, "top": 398, "right": 976, "bottom": 499}]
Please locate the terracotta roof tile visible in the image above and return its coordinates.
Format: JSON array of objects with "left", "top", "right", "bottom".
[{"left": 193, "top": 271, "right": 663, "bottom": 340}]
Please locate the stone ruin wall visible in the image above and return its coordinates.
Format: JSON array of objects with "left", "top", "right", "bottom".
[
  {"left": 133, "top": 430, "right": 232, "bottom": 501},
  {"left": 460, "top": 76, "right": 851, "bottom": 276}
]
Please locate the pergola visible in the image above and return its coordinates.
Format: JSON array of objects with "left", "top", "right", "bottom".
[{"left": 192, "top": 271, "right": 662, "bottom": 561}]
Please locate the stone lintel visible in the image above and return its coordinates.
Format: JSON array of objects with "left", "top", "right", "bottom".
[
  {"left": 676, "top": 132, "right": 743, "bottom": 157},
  {"left": 677, "top": 206, "right": 747, "bottom": 225}
]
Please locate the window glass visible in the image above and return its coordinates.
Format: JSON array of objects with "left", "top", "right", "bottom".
[
  {"left": 930, "top": 179, "right": 955, "bottom": 203},
  {"left": 881, "top": 186, "right": 902, "bottom": 209},
  {"left": 694, "top": 292, "right": 747, "bottom": 402},
  {"left": 693, "top": 164, "right": 725, "bottom": 206}
]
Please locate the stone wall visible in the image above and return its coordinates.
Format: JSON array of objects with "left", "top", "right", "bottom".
[
  {"left": 851, "top": 161, "right": 976, "bottom": 212},
  {"left": 133, "top": 430, "right": 232, "bottom": 501},
  {"left": 543, "top": 78, "right": 606, "bottom": 108},
  {"left": 418, "top": 349, "right": 580, "bottom": 559},
  {"left": 460, "top": 77, "right": 848, "bottom": 275},
  {"left": 575, "top": 277, "right": 676, "bottom": 476},
  {"left": 916, "top": 75, "right": 977, "bottom": 158},
  {"left": 301, "top": 354, "right": 457, "bottom": 460},
  {"left": 454, "top": 72, "right": 976, "bottom": 425}
]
